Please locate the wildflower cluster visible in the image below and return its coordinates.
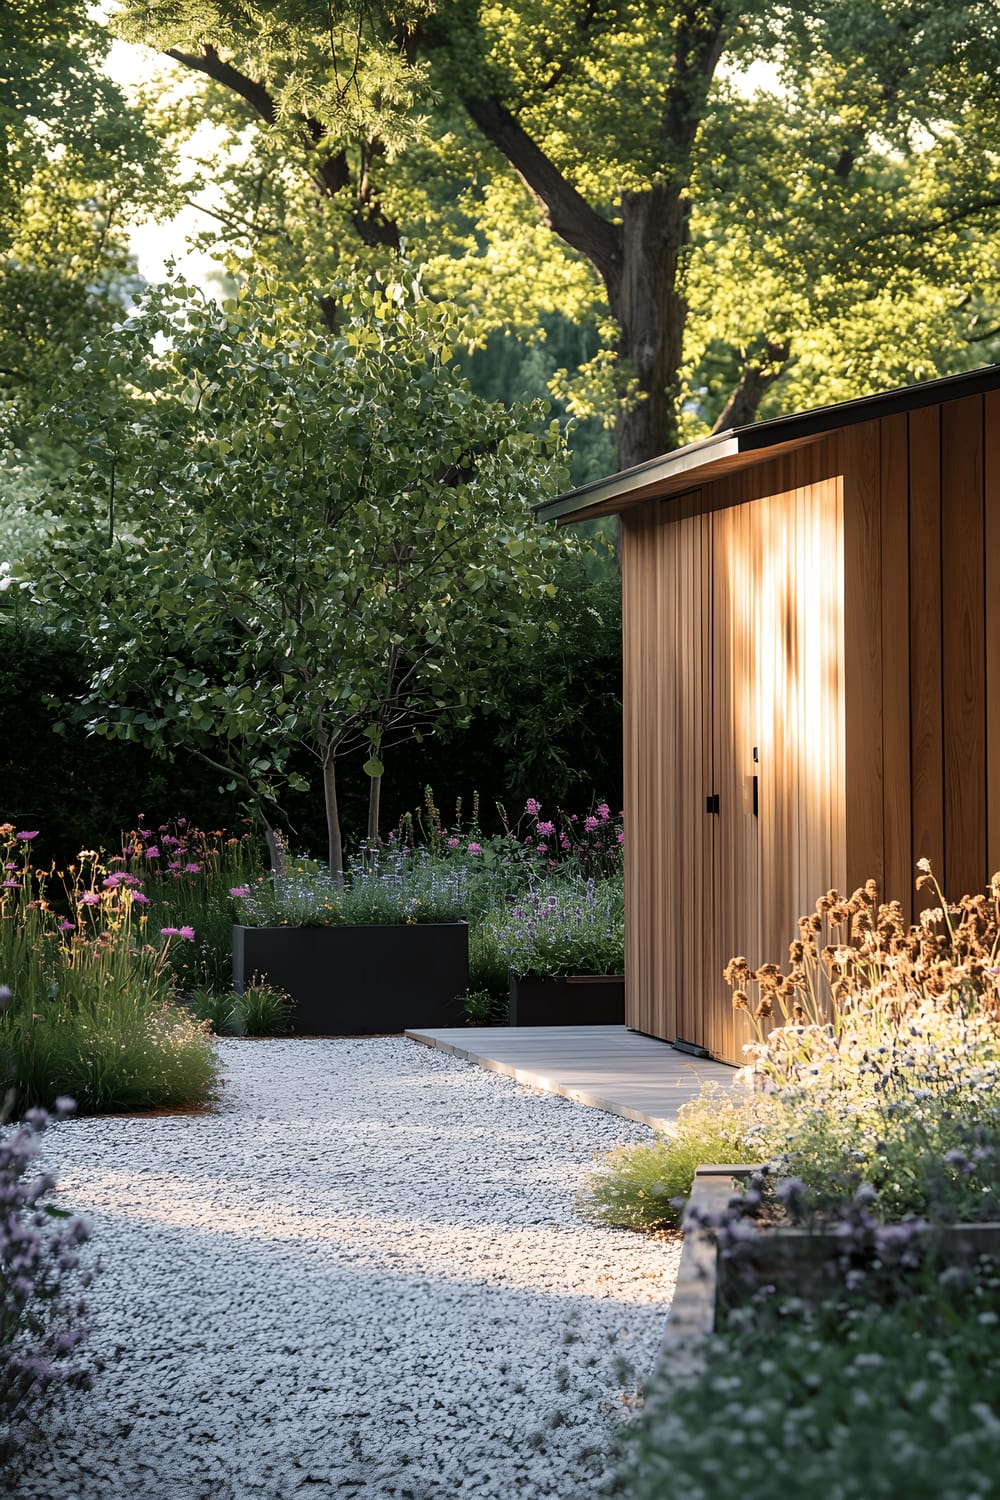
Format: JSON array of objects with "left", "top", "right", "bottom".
[
  {"left": 118, "top": 818, "right": 262, "bottom": 991},
  {"left": 0, "top": 1090, "right": 96, "bottom": 1462},
  {"left": 724, "top": 860, "right": 1000, "bottom": 1070},
  {"left": 0, "top": 828, "right": 217, "bottom": 1113},
  {"left": 401, "top": 788, "right": 624, "bottom": 881}
]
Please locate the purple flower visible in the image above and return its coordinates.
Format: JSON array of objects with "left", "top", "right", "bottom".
[
  {"left": 525, "top": 798, "right": 540, "bottom": 815},
  {"left": 447, "top": 837, "right": 461, "bottom": 849},
  {"left": 183, "top": 863, "right": 201, "bottom": 873},
  {"left": 467, "top": 842, "right": 482, "bottom": 855},
  {"left": 178, "top": 925, "right": 195, "bottom": 941},
  {"left": 15, "top": 830, "right": 38, "bottom": 841},
  {"left": 144, "top": 846, "right": 160, "bottom": 859},
  {"left": 160, "top": 926, "right": 180, "bottom": 936},
  {"left": 560, "top": 834, "right": 571, "bottom": 850},
  {"left": 616, "top": 831, "right": 625, "bottom": 844},
  {"left": 131, "top": 892, "right": 151, "bottom": 904},
  {"left": 597, "top": 803, "right": 611, "bottom": 821},
  {"left": 584, "top": 816, "right": 599, "bottom": 833},
  {"left": 79, "top": 892, "right": 100, "bottom": 906},
  {"left": 3, "top": 879, "right": 19, "bottom": 889},
  {"left": 229, "top": 886, "right": 251, "bottom": 898},
  {"left": 537, "top": 820, "right": 555, "bottom": 836},
  {"left": 102, "top": 875, "right": 122, "bottom": 888},
  {"left": 58, "top": 920, "right": 75, "bottom": 933}
]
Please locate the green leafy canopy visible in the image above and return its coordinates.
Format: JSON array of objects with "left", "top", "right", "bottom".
[{"left": 24, "top": 271, "right": 576, "bottom": 871}]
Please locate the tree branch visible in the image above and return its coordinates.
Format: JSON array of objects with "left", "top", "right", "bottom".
[
  {"left": 711, "top": 339, "right": 791, "bottom": 432},
  {"left": 460, "top": 93, "right": 622, "bottom": 289},
  {"left": 165, "top": 45, "right": 279, "bottom": 125}
]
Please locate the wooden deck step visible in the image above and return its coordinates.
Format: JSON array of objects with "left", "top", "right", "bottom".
[{"left": 405, "top": 1025, "right": 735, "bottom": 1133}]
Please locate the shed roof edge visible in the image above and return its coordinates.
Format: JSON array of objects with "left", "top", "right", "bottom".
[{"left": 536, "top": 361, "right": 1000, "bottom": 523}]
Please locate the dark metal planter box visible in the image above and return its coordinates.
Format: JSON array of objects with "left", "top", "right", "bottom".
[
  {"left": 232, "top": 922, "right": 469, "bottom": 1035},
  {"left": 508, "top": 971, "right": 625, "bottom": 1026}
]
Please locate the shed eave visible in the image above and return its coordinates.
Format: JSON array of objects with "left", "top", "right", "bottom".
[
  {"left": 536, "top": 431, "right": 741, "bottom": 523},
  {"left": 536, "top": 359, "right": 1000, "bottom": 524}
]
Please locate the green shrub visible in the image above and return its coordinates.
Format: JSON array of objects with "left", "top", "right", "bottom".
[{"left": 576, "top": 1085, "right": 768, "bottom": 1230}]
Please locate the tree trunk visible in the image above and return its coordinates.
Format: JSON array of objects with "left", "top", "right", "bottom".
[
  {"left": 609, "top": 186, "right": 689, "bottom": 468},
  {"left": 367, "top": 771, "right": 382, "bottom": 845},
  {"left": 323, "top": 754, "right": 344, "bottom": 883},
  {"left": 262, "top": 818, "right": 286, "bottom": 878}
]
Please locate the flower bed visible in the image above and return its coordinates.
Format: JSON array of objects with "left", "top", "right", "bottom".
[{"left": 592, "top": 863, "right": 1000, "bottom": 1500}]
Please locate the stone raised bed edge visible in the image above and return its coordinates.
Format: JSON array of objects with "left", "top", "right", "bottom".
[{"left": 660, "top": 1164, "right": 1000, "bottom": 1368}]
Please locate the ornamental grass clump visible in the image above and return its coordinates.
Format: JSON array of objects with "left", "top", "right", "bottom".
[
  {"left": 492, "top": 874, "right": 624, "bottom": 977},
  {"left": 0, "top": 1090, "right": 96, "bottom": 1465},
  {"left": 576, "top": 1084, "right": 770, "bottom": 1230},
  {"left": 0, "top": 828, "right": 216, "bottom": 1113}
]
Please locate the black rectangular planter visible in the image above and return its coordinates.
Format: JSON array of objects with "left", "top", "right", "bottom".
[
  {"left": 508, "top": 972, "right": 625, "bottom": 1026},
  {"left": 232, "top": 923, "right": 469, "bottom": 1035}
]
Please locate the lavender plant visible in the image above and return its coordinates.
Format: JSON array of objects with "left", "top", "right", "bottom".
[
  {"left": 0, "top": 1076, "right": 96, "bottom": 1465},
  {"left": 233, "top": 844, "right": 469, "bottom": 927},
  {"left": 616, "top": 1254, "right": 1000, "bottom": 1500},
  {"left": 491, "top": 875, "right": 624, "bottom": 977}
]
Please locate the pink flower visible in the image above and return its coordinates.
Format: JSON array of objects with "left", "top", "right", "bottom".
[
  {"left": 584, "top": 816, "right": 599, "bottom": 832},
  {"left": 80, "top": 892, "right": 101, "bottom": 905},
  {"left": 15, "top": 830, "right": 38, "bottom": 841},
  {"left": 58, "top": 920, "right": 75, "bottom": 932},
  {"left": 597, "top": 803, "right": 611, "bottom": 821},
  {"left": 537, "top": 820, "right": 555, "bottom": 836},
  {"left": 467, "top": 842, "right": 482, "bottom": 854},
  {"left": 537, "top": 843, "right": 548, "bottom": 854},
  {"left": 178, "top": 925, "right": 195, "bottom": 941},
  {"left": 560, "top": 834, "right": 571, "bottom": 850},
  {"left": 102, "top": 875, "right": 122, "bottom": 888},
  {"left": 616, "top": 831, "right": 625, "bottom": 844},
  {"left": 131, "top": 892, "right": 151, "bottom": 904},
  {"left": 229, "top": 886, "right": 251, "bottom": 898},
  {"left": 160, "top": 926, "right": 180, "bottom": 936},
  {"left": 447, "top": 838, "right": 461, "bottom": 849},
  {"left": 145, "top": 846, "right": 160, "bottom": 859},
  {"left": 2, "top": 880, "right": 19, "bottom": 889},
  {"left": 525, "top": 798, "right": 540, "bottom": 815}
]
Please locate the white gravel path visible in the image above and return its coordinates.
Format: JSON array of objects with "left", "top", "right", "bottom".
[{"left": 10, "top": 1037, "right": 677, "bottom": 1500}]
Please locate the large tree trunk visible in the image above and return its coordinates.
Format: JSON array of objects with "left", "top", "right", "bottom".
[{"left": 610, "top": 187, "right": 689, "bottom": 468}]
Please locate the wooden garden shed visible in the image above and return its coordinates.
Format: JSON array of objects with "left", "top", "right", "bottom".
[{"left": 537, "top": 365, "right": 1000, "bottom": 1064}]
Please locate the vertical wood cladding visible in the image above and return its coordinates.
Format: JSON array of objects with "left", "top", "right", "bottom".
[{"left": 620, "top": 392, "right": 999, "bottom": 1061}]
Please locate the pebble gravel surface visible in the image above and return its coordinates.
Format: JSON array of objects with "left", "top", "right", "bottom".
[{"left": 11, "top": 1037, "right": 678, "bottom": 1500}]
